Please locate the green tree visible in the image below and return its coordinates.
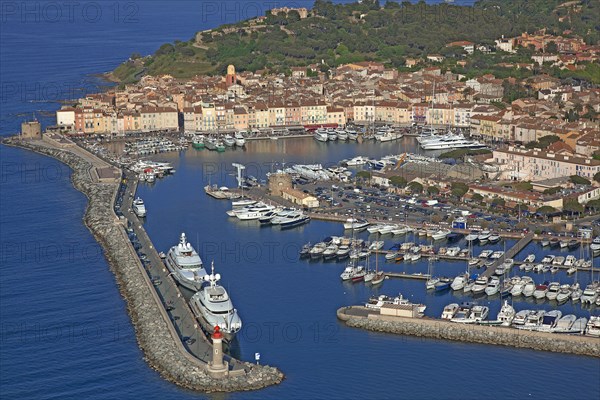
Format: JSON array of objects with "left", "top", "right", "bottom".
[
  {"left": 586, "top": 199, "right": 600, "bottom": 212},
  {"left": 513, "top": 181, "right": 533, "bottom": 191},
  {"left": 570, "top": 175, "right": 591, "bottom": 185},
  {"left": 471, "top": 193, "right": 484, "bottom": 202},
  {"left": 491, "top": 198, "right": 506, "bottom": 207},
  {"left": 389, "top": 176, "right": 407, "bottom": 187},
  {"left": 357, "top": 171, "right": 372, "bottom": 180},
  {"left": 451, "top": 182, "right": 469, "bottom": 198},
  {"left": 594, "top": 171, "right": 600, "bottom": 183},
  {"left": 427, "top": 186, "right": 440, "bottom": 195},
  {"left": 407, "top": 181, "right": 423, "bottom": 194},
  {"left": 537, "top": 205, "right": 557, "bottom": 214},
  {"left": 545, "top": 41, "right": 558, "bottom": 54},
  {"left": 563, "top": 199, "right": 584, "bottom": 215}
]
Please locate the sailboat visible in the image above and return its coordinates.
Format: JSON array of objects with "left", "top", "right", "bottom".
[
  {"left": 426, "top": 256, "right": 439, "bottom": 290},
  {"left": 364, "top": 254, "right": 375, "bottom": 283},
  {"left": 371, "top": 252, "right": 385, "bottom": 285},
  {"left": 571, "top": 240, "right": 585, "bottom": 301}
]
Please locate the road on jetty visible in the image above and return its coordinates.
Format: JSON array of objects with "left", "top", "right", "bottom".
[{"left": 3, "top": 135, "right": 284, "bottom": 392}]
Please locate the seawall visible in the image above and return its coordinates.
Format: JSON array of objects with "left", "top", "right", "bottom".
[
  {"left": 337, "top": 306, "right": 600, "bottom": 358},
  {"left": 3, "top": 137, "right": 284, "bottom": 392}
]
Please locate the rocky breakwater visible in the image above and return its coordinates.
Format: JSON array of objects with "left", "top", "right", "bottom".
[
  {"left": 3, "top": 137, "right": 284, "bottom": 392},
  {"left": 337, "top": 306, "right": 600, "bottom": 358}
]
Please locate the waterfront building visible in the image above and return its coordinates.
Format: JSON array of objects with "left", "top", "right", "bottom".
[
  {"left": 56, "top": 108, "right": 75, "bottom": 130},
  {"left": 491, "top": 146, "right": 600, "bottom": 180},
  {"left": 281, "top": 188, "right": 319, "bottom": 209},
  {"left": 326, "top": 107, "right": 346, "bottom": 126},
  {"left": 140, "top": 107, "right": 178, "bottom": 132}
]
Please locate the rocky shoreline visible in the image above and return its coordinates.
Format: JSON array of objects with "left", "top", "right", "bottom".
[
  {"left": 3, "top": 137, "right": 284, "bottom": 392},
  {"left": 338, "top": 307, "right": 600, "bottom": 358}
]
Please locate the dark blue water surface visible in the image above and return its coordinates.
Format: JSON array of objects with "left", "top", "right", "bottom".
[{"left": 1, "top": 1, "right": 598, "bottom": 399}]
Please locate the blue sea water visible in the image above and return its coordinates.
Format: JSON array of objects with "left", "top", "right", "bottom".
[{"left": 1, "top": 1, "right": 599, "bottom": 399}]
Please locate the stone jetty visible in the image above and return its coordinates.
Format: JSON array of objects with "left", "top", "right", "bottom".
[
  {"left": 337, "top": 306, "right": 600, "bottom": 358},
  {"left": 4, "top": 136, "right": 284, "bottom": 392}
]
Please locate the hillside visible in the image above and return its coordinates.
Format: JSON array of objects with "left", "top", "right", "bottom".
[{"left": 110, "top": 0, "right": 599, "bottom": 83}]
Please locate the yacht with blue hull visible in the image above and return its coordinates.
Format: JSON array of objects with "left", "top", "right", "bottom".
[{"left": 165, "top": 232, "right": 207, "bottom": 291}]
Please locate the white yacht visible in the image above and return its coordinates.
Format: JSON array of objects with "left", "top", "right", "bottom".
[
  {"left": 343, "top": 218, "right": 370, "bottom": 230},
  {"left": 555, "top": 284, "right": 572, "bottom": 304},
  {"left": 586, "top": 316, "right": 600, "bottom": 337},
  {"left": 451, "top": 273, "right": 469, "bottom": 291},
  {"left": 512, "top": 310, "right": 531, "bottom": 326},
  {"left": 368, "top": 241, "right": 385, "bottom": 251},
  {"left": 231, "top": 198, "right": 256, "bottom": 208},
  {"left": 132, "top": 197, "right": 147, "bottom": 217},
  {"left": 378, "top": 224, "right": 397, "bottom": 235},
  {"left": 581, "top": 283, "right": 599, "bottom": 304},
  {"left": 365, "top": 294, "right": 426, "bottom": 314},
  {"left": 418, "top": 134, "right": 485, "bottom": 150},
  {"left": 441, "top": 303, "right": 460, "bottom": 320},
  {"left": 485, "top": 277, "right": 501, "bottom": 296},
  {"left": 541, "top": 255, "right": 555, "bottom": 264},
  {"left": 537, "top": 310, "right": 562, "bottom": 332},
  {"left": 552, "top": 314, "right": 577, "bottom": 333},
  {"left": 235, "top": 204, "right": 277, "bottom": 220},
  {"left": 314, "top": 130, "right": 328, "bottom": 142},
  {"left": 477, "top": 230, "right": 491, "bottom": 244},
  {"left": 450, "top": 303, "right": 474, "bottom": 323},
  {"left": 478, "top": 250, "right": 493, "bottom": 259},
  {"left": 223, "top": 135, "right": 236, "bottom": 147},
  {"left": 336, "top": 129, "right": 348, "bottom": 141},
  {"left": 465, "top": 232, "right": 479, "bottom": 243},
  {"left": 590, "top": 237, "right": 600, "bottom": 255},
  {"left": 392, "top": 225, "right": 413, "bottom": 235},
  {"left": 523, "top": 310, "right": 546, "bottom": 329},
  {"left": 234, "top": 131, "right": 246, "bottom": 147},
  {"left": 472, "top": 276, "right": 489, "bottom": 294},
  {"left": 545, "top": 282, "right": 561, "bottom": 301},
  {"left": 376, "top": 130, "right": 403, "bottom": 142},
  {"left": 466, "top": 305, "right": 489, "bottom": 323},
  {"left": 564, "top": 255, "right": 576, "bottom": 267},
  {"left": 523, "top": 280, "right": 536, "bottom": 297},
  {"left": 431, "top": 229, "right": 451, "bottom": 240},
  {"left": 189, "top": 263, "right": 241, "bottom": 342},
  {"left": 345, "top": 156, "right": 372, "bottom": 166},
  {"left": 165, "top": 233, "right": 207, "bottom": 291},
  {"left": 367, "top": 224, "right": 386, "bottom": 234},
  {"left": 346, "top": 129, "right": 358, "bottom": 140},
  {"left": 497, "top": 301, "right": 516, "bottom": 326}
]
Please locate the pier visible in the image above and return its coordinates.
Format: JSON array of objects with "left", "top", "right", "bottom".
[
  {"left": 383, "top": 272, "right": 429, "bottom": 280},
  {"left": 482, "top": 233, "right": 534, "bottom": 277},
  {"left": 337, "top": 306, "right": 600, "bottom": 358},
  {"left": 4, "top": 136, "right": 283, "bottom": 392}
]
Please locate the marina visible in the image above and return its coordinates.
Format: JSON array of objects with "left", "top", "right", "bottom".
[
  {"left": 6, "top": 132, "right": 600, "bottom": 399},
  {"left": 4, "top": 0, "right": 600, "bottom": 398},
  {"left": 337, "top": 306, "right": 600, "bottom": 358},
  {"left": 3, "top": 137, "right": 284, "bottom": 392}
]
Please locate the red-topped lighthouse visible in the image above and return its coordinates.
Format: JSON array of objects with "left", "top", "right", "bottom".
[{"left": 206, "top": 326, "right": 228, "bottom": 377}]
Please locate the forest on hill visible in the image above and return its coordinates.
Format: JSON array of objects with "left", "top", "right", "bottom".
[{"left": 111, "top": 0, "right": 599, "bottom": 82}]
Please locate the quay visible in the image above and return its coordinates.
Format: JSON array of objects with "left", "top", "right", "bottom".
[
  {"left": 337, "top": 306, "right": 600, "bottom": 358},
  {"left": 482, "top": 233, "right": 534, "bottom": 277},
  {"left": 3, "top": 135, "right": 283, "bottom": 392},
  {"left": 383, "top": 272, "right": 429, "bottom": 280}
]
